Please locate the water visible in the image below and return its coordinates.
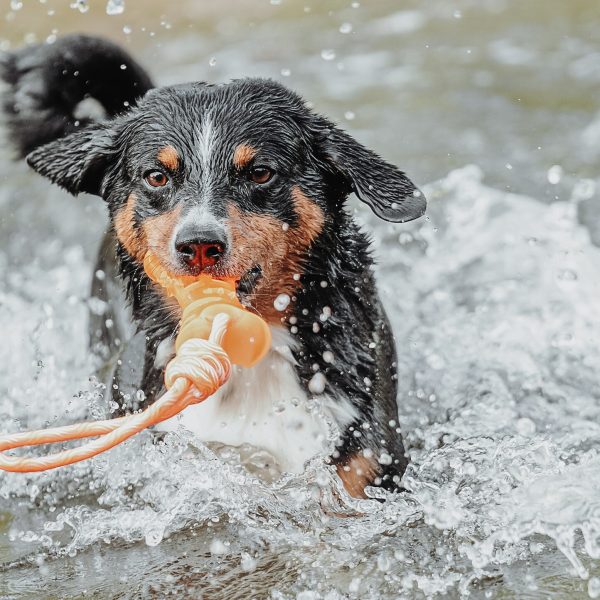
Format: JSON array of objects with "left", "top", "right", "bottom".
[{"left": 1, "top": 1, "right": 600, "bottom": 597}]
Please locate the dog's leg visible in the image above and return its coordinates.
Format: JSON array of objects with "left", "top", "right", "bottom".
[{"left": 89, "top": 229, "right": 137, "bottom": 361}]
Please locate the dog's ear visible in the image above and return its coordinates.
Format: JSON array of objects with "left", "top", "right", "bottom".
[
  {"left": 26, "top": 123, "right": 115, "bottom": 197},
  {"left": 316, "top": 121, "right": 426, "bottom": 223}
]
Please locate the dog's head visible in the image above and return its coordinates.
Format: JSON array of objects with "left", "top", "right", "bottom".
[{"left": 26, "top": 79, "right": 425, "bottom": 320}]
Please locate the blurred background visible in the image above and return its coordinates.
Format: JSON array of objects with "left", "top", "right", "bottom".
[
  {"left": 2, "top": 0, "right": 600, "bottom": 256},
  {"left": 1, "top": 1, "right": 600, "bottom": 598}
]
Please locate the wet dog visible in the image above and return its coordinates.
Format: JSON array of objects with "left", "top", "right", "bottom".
[{"left": 1, "top": 35, "right": 426, "bottom": 498}]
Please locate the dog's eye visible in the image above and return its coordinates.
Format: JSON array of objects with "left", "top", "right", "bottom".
[
  {"left": 248, "top": 166, "right": 273, "bottom": 184},
  {"left": 144, "top": 170, "right": 169, "bottom": 188}
]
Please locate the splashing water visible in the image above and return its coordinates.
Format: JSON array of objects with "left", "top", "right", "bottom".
[
  {"left": 106, "top": 0, "right": 125, "bottom": 16},
  {"left": 1, "top": 166, "right": 600, "bottom": 597}
]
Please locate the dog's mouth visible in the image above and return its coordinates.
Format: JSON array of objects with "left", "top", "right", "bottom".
[
  {"left": 236, "top": 265, "right": 262, "bottom": 304},
  {"left": 146, "top": 252, "right": 262, "bottom": 305}
]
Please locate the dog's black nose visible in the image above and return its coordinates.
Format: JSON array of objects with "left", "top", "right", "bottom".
[{"left": 174, "top": 226, "right": 227, "bottom": 271}]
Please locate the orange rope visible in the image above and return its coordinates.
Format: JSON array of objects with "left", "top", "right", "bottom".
[{"left": 0, "top": 313, "right": 231, "bottom": 473}]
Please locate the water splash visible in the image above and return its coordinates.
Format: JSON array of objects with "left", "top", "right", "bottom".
[
  {"left": 1, "top": 166, "right": 600, "bottom": 597},
  {"left": 106, "top": 0, "right": 125, "bottom": 16}
]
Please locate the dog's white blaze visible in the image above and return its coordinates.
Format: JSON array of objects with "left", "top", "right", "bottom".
[
  {"left": 196, "top": 116, "right": 215, "bottom": 187},
  {"left": 158, "top": 326, "right": 358, "bottom": 473},
  {"left": 184, "top": 203, "right": 222, "bottom": 229}
]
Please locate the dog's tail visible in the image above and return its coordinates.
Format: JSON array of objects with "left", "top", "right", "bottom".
[{"left": 1, "top": 34, "right": 153, "bottom": 157}]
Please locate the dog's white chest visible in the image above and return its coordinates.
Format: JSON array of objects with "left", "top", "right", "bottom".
[{"left": 159, "top": 328, "right": 355, "bottom": 473}]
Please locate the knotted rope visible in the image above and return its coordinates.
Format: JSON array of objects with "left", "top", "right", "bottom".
[{"left": 0, "top": 313, "right": 231, "bottom": 473}]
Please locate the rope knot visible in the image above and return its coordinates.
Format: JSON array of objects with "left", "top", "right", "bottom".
[
  {"left": 164, "top": 338, "right": 231, "bottom": 400},
  {"left": 164, "top": 312, "right": 232, "bottom": 402},
  {"left": 0, "top": 307, "right": 238, "bottom": 472}
]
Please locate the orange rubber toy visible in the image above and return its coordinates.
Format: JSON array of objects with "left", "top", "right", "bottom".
[{"left": 0, "top": 252, "right": 271, "bottom": 473}]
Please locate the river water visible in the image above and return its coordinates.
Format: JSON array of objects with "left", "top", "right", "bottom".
[{"left": 1, "top": 1, "right": 600, "bottom": 598}]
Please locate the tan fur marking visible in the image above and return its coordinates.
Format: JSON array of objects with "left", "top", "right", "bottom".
[
  {"left": 114, "top": 194, "right": 147, "bottom": 262},
  {"left": 157, "top": 145, "right": 180, "bottom": 171},
  {"left": 336, "top": 454, "right": 381, "bottom": 499},
  {"left": 232, "top": 144, "right": 257, "bottom": 169},
  {"left": 225, "top": 186, "right": 325, "bottom": 322},
  {"left": 142, "top": 203, "right": 183, "bottom": 267},
  {"left": 290, "top": 186, "right": 325, "bottom": 245}
]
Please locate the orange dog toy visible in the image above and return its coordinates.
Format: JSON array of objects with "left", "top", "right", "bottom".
[
  {"left": 143, "top": 253, "right": 271, "bottom": 368},
  {"left": 0, "top": 253, "right": 271, "bottom": 473}
]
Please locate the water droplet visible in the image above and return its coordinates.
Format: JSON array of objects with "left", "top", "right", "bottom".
[
  {"left": 547, "top": 164, "right": 563, "bottom": 184},
  {"left": 322, "top": 350, "right": 334, "bottom": 363},
  {"left": 589, "top": 577, "right": 600, "bottom": 599},
  {"left": 240, "top": 552, "right": 257, "bottom": 572},
  {"left": 321, "top": 49, "right": 336, "bottom": 61},
  {"left": 315, "top": 470, "right": 329, "bottom": 487},
  {"left": 145, "top": 526, "right": 164, "bottom": 547},
  {"left": 319, "top": 306, "right": 332, "bottom": 322},
  {"left": 572, "top": 178, "right": 595, "bottom": 201},
  {"left": 426, "top": 353, "right": 445, "bottom": 370},
  {"left": 339, "top": 22, "right": 353, "bottom": 34},
  {"left": 209, "top": 57, "right": 217, "bottom": 67},
  {"left": 210, "top": 539, "right": 228, "bottom": 555},
  {"left": 70, "top": 0, "right": 89, "bottom": 13},
  {"left": 349, "top": 577, "right": 361, "bottom": 593},
  {"left": 344, "top": 110, "right": 355, "bottom": 121},
  {"left": 123, "top": 25, "right": 132, "bottom": 34},
  {"left": 10, "top": 0, "right": 23, "bottom": 10},
  {"left": 556, "top": 268, "right": 578, "bottom": 282},
  {"left": 274, "top": 293, "right": 291, "bottom": 311},
  {"left": 516, "top": 417, "right": 536, "bottom": 436},
  {"left": 308, "top": 372, "right": 326, "bottom": 394},
  {"left": 280, "top": 68, "right": 291, "bottom": 77},
  {"left": 378, "top": 452, "right": 393, "bottom": 465},
  {"left": 377, "top": 553, "right": 391, "bottom": 572},
  {"left": 106, "top": 0, "right": 125, "bottom": 15}
]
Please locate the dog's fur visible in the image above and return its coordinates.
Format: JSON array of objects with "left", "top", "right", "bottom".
[{"left": 1, "top": 35, "right": 426, "bottom": 497}]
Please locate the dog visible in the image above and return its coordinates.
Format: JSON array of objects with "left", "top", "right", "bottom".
[{"left": 1, "top": 35, "right": 426, "bottom": 498}]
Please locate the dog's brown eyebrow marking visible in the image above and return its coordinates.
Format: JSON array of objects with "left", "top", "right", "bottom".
[
  {"left": 232, "top": 143, "right": 257, "bottom": 169},
  {"left": 157, "top": 145, "right": 180, "bottom": 171}
]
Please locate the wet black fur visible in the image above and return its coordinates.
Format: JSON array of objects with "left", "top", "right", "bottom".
[{"left": 1, "top": 35, "right": 426, "bottom": 492}]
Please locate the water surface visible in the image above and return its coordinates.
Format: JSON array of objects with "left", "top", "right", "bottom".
[{"left": 1, "top": 1, "right": 600, "bottom": 598}]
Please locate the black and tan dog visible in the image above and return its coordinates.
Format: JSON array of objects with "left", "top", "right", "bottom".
[{"left": 1, "top": 35, "right": 425, "bottom": 498}]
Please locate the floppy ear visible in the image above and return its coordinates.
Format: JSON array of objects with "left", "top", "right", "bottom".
[
  {"left": 318, "top": 124, "right": 426, "bottom": 223},
  {"left": 26, "top": 124, "right": 115, "bottom": 197}
]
